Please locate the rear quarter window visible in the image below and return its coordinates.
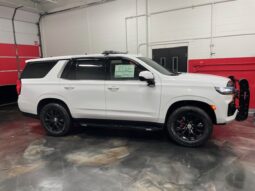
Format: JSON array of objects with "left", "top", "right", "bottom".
[{"left": 21, "top": 61, "right": 58, "bottom": 79}]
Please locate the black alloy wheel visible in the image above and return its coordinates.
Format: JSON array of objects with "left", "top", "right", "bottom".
[
  {"left": 167, "top": 106, "right": 213, "bottom": 147},
  {"left": 40, "top": 103, "right": 71, "bottom": 136}
]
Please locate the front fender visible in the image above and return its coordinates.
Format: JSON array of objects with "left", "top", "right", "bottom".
[{"left": 158, "top": 95, "right": 216, "bottom": 123}]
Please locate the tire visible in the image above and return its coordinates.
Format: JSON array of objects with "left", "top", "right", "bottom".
[
  {"left": 166, "top": 106, "right": 213, "bottom": 147},
  {"left": 39, "top": 103, "right": 72, "bottom": 136}
]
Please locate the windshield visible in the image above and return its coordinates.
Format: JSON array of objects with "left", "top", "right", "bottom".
[{"left": 138, "top": 57, "right": 173, "bottom": 75}]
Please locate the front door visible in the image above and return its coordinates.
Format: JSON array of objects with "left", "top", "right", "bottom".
[
  {"left": 152, "top": 46, "right": 188, "bottom": 73},
  {"left": 105, "top": 57, "right": 161, "bottom": 122}
]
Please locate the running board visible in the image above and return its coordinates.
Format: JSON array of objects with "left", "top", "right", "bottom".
[{"left": 77, "top": 119, "right": 164, "bottom": 131}]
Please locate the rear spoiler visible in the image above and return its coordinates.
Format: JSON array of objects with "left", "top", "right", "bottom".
[{"left": 229, "top": 76, "right": 250, "bottom": 121}]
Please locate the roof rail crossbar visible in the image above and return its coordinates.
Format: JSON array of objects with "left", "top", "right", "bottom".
[{"left": 102, "top": 50, "right": 128, "bottom": 55}]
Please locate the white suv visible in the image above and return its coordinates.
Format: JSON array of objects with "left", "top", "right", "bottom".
[{"left": 17, "top": 51, "right": 250, "bottom": 147}]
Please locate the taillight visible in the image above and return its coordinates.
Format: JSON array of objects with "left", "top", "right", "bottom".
[{"left": 16, "top": 79, "right": 21, "bottom": 95}]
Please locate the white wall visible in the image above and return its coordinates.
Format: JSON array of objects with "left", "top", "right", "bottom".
[
  {"left": 0, "top": 6, "right": 40, "bottom": 46},
  {"left": 41, "top": 9, "right": 88, "bottom": 56},
  {"left": 41, "top": 0, "right": 137, "bottom": 56},
  {"left": 40, "top": 0, "right": 255, "bottom": 59}
]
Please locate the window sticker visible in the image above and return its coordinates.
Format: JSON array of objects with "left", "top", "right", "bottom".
[{"left": 114, "top": 65, "right": 135, "bottom": 78}]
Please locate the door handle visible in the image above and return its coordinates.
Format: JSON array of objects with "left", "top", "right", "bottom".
[
  {"left": 64, "top": 87, "right": 75, "bottom": 90},
  {"left": 108, "top": 87, "right": 119, "bottom": 91}
]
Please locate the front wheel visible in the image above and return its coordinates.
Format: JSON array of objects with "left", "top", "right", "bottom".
[
  {"left": 166, "top": 106, "right": 213, "bottom": 147},
  {"left": 39, "top": 103, "right": 72, "bottom": 136}
]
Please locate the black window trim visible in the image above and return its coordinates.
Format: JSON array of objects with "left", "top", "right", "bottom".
[
  {"left": 60, "top": 59, "right": 73, "bottom": 79},
  {"left": 60, "top": 56, "right": 150, "bottom": 81},
  {"left": 61, "top": 57, "right": 107, "bottom": 81}
]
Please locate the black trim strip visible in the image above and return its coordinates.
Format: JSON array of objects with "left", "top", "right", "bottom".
[{"left": 75, "top": 118, "right": 164, "bottom": 130}]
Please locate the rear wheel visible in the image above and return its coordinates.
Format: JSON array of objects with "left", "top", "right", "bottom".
[
  {"left": 39, "top": 103, "right": 71, "bottom": 136},
  {"left": 166, "top": 106, "right": 213, "bottom": 147}
]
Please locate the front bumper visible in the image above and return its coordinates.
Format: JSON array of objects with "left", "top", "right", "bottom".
[
  {"left": 230, "top": 77, "right": 250, "bottom": 121},
  {"left": 215, "top": 99, "right": 238, "bottom": 124},
  {"left": 228, "top": 101, "right": 237, "bottom": 117},
  {"left": 214, "top": 77, "right": 250, "bottom": 124},
  {"left": 225, "top": 110, "right": 238, "bottom": 123}
]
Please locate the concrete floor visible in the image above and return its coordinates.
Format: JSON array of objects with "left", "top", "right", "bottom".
[{"left": 0, "top": 105, "right": 255, "bottom": 191}]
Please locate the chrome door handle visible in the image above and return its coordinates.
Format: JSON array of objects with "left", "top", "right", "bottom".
[
  {"left": 108, "top": 87, "right": 119, "bottom": 91},
  {"left": 64, "top": 87, "right": 74, "bottom": 90}
]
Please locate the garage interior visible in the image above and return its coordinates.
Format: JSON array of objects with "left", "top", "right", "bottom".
[{"left": 0, "top": 0, "right": 255, "bottom": 190}]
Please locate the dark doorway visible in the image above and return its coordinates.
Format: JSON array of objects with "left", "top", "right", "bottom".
[
  {"left": 0, "top": 86, "right": 18, "bottom": 106},
  {"left": 152, "top": 46, "right": 188, "bottom": 73}
]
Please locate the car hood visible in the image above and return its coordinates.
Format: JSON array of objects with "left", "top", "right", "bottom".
[{"left": 167, "top": 73, "right": 229, "bottom": 87}]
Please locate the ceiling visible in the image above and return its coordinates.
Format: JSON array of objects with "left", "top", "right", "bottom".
[{"left": 0, "top": 0, "right": 109, "bottom": 14}]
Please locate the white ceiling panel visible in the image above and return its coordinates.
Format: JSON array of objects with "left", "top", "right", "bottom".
[{"left": 0, "top": 0, "right": 116, "bottom": 13}]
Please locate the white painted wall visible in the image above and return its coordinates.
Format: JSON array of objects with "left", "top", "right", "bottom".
[
  {"left": 0, "top": 6, "right": 40, "bottom": 45},
  {"left": 41, "top": 0, "right": 137, "bottom": 56},
  {"left": 40, "top": 0, "right": 255, "bottom": 59}
]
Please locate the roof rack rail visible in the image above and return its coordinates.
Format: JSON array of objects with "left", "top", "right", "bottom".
[{"left": 102, "top": 50, "right": 128, "bottom": 55}]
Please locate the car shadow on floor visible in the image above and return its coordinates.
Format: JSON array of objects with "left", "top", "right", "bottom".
[{"left": 67, "top": 123, "right": 220, "bottom": 149}]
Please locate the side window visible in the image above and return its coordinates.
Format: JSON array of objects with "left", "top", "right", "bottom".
[
  {"left": 109, "top": 59, "right": 147, "bottom": 80},
  {"left": 62, "top": 59, "right": 106, "bottom": 80},
  {"left": 21, "top": 61, "right": 58, "bottom": 79}
]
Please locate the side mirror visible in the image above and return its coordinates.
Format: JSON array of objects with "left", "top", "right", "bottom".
[{"left": 139, "top": 71, "right": 155, "bottom": 87}]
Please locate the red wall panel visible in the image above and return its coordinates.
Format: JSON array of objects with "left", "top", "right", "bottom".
[
  {"left": 0, "top": 43, "right": 40, "bottom": 57},
  {"left": 0, "top": 44, "right": 16, "bottom": 56},
  {"left": 18, "top": 44, "right": 40, "bottom": 57},
  {"left": 0, "top": 71, "right": 18, "bottom": 86},
  {"left": 0, "top": 58, "right": 17, "bottom": 70},
  {"left": 0, "top": 43, "right": 40, "bottom": 86},
  {"left": 189, "top": 57, "right": 255, "bottom": 108}
]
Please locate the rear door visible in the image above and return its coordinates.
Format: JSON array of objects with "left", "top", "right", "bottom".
[{"left": 60, "top": 58, "right": 106, "bottom": 119}]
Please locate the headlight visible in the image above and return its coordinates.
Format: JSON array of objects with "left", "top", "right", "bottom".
[
  {"left": 215, "top": 80, "right": 235, "bottom": 95},
  {"left": 215, "top": 87, "right": 235, "bottom": 95}
]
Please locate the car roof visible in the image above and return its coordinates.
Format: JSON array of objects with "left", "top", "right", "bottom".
[{"left": 26, "top": 54, "right": 141, "bottom": 63}]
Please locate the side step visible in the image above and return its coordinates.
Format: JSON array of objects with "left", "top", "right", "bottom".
[{"left": 78, "top": 119, "right": 164, "bottom": 132}]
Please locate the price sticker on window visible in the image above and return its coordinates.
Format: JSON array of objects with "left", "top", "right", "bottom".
[{"left": 114, "top": 65, "right": 135, "bottom": 78}]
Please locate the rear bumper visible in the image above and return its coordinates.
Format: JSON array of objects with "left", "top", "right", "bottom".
[{"left": 18, "top": 96, "right": 37, "bottom": 115}]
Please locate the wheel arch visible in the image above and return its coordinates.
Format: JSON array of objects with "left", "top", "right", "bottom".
[
  {"left": 37, "top": 98, "right": 72, "bottom": 117},
  {"left": 165, "top": 100, "right": 217, "bottom": 125}
]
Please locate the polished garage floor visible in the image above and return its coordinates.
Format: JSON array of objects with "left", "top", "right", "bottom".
[{"left": 0, "top": 105, "right": 255, "bottom": 191}]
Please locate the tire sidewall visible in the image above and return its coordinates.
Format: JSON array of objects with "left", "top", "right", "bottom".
[
  {"left": 167, "top": 106, "right": 213, "bottom": 147},
  {"left": 39, "top": 103, "right": 71, "bottom": 136}
]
